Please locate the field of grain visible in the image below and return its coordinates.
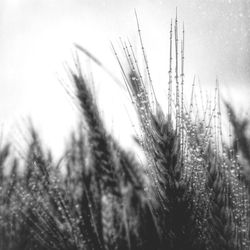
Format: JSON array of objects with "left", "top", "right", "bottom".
[{"left": 0, "top": 14, "right": 250, "bottom": 250}]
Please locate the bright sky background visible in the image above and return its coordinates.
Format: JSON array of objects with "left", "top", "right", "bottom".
[{"left": 0, "top": 0, "right": 250, "bottom": 158}]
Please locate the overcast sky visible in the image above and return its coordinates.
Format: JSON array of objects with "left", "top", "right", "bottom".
[{"left": 0, "top": 0, "right": 249, "bottom": 157}]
